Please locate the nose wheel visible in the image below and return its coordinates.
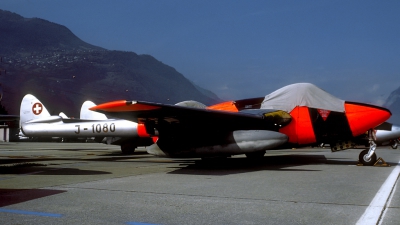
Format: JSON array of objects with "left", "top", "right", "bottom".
[
  {"left": 358, "top": 129, "right": 379, "bottom": 166},
  {"left": 357, "top": 129, "right": 391, "bottom": 166},
  {"left": 358, "top": 149, "right": 377, "bottom": 166}
]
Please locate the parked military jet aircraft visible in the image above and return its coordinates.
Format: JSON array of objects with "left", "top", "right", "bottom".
[
  {"left": 20, "top": 94, "right": 153, "bottom": 153},
  {"left": 90, "top": 83, "right": 392, "bottom": 166}
]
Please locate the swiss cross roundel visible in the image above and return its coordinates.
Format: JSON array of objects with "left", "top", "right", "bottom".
[{"left": 32, "top": 102, "right": 43, "bottom": 115}]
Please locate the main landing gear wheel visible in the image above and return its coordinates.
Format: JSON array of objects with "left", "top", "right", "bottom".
[
  {"left": 359, "top": 149, "right": 377, "bottom": 166},
  {"left": 121, "top": 143, "right": 136, "bottom": 155}
]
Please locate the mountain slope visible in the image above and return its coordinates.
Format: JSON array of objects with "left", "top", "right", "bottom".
[
  {"left": 0, "top": 10, "right": 102, "bottom": 53},
  {"left": 384, "top": 86, "right": 400, "bottom": 124},
  {"left": 0, "top": 10, "right": 220, "bottom": 116}
]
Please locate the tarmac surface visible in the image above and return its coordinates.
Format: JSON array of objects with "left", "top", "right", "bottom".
[{"left": 0, "top": 142, "right": 399, "bottom": 225}]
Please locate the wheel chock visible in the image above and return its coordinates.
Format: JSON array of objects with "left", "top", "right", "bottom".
[
  {"left": 373, "top": 157, "right": 391, "bottom": 167},
  {"left": 356, "top": 158, "right": 391, "bottom": 167}
]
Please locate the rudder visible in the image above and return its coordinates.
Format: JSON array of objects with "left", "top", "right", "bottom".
[{"left": 20, "top": 94, "right": 51, "bottom": 125}]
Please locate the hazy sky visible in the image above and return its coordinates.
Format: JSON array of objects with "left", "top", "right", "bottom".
[{"left": 1, "top": 0, "right": 399, "bottom": 104}]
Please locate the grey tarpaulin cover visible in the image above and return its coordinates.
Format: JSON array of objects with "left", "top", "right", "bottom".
[{"left": 261, "top": 83, "right": 345, "bottom": 113}]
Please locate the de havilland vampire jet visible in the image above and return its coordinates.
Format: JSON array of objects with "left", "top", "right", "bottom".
[
  {"left": 20, "top": 94, "right": 153, "bottom": 152},
  {"left": 90, "top": 83, "right": 392, "bottom": 166}
]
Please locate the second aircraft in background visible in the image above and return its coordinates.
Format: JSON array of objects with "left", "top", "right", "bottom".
[{"left": 20, "top": 94, "right": 153, "bottom": 153}]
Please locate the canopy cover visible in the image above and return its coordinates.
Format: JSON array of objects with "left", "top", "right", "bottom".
[{"left": 261, "top": 83, "right": 345, "bottom": 113}]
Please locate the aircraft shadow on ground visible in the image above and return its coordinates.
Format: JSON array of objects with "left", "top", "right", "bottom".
[
  {"left": 0, "top": 163, "right": 111, "bottom": 175},
  {"left": 0, "top": 152, "right": 366, "bottom": 177},
  {"left": 0, "top": 151, "right": 152, "bottom": 165},
  {"left": 0, "top": 151, "right": 158, "bottom": 176},
  {"left": 98, "top": 151, "right": 150, "bottom": 156},
  {"left": 53, "top": 149, "right": 149, "bottom": 155},
  {"left": 0, "top": 188, "right": 66, "bottom": 207},
  {"left": 168, "top": 154, "right": 360, "bottom": 176}
]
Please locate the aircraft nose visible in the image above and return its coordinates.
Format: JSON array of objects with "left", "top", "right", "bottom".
[{"left": 345, "top": 102, "right": 392, "bottom": 137}]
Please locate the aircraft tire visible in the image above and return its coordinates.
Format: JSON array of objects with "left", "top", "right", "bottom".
[
  {"left": 121, "top": 143, "right": 136, "bottom": 155},
  {"left": 245, "top": 151, "right": 265, "bottom": 159},
  {"left": 359, "top": 149, "right": 377, "bottom": 166}
]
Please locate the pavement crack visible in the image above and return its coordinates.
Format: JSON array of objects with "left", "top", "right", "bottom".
[{"left": 57, "top": 186, "right": 367, "bottom": 207}]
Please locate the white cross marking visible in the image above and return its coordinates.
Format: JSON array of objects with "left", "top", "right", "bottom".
[{"left": 32, "top": 103, "right": 43, "bottom": 115}]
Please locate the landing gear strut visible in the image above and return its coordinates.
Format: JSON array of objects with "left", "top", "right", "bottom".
[{"left": 358, "top": 129, "right": 377, "bottom": 166}]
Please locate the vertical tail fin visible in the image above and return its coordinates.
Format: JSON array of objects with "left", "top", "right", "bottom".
[
  {"left": 20, "top": 94, "right": 51, "bottom": 125},
  {"left": 80, "top": 101, "right": 108, "bottom": 120}
]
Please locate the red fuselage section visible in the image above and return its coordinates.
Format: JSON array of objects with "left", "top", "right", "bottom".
[{"left": 279, "top": 102, "right": 391, "bottom": 145}]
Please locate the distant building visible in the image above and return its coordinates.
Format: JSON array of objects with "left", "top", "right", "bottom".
[
  {"left": 0, "top": 125, "right": 9, "bottom": 142},
  {"left": 0, "top": 119, "right": 20, "bottom": 142}
]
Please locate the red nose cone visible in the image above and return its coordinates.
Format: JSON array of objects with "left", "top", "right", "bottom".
[{"left": 345, "top": 102, "right": 391, "bottom": 137}]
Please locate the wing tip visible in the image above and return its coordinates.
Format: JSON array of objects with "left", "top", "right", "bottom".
[{"left": 89, "top": 100, "right": 128, "bottom": 111}]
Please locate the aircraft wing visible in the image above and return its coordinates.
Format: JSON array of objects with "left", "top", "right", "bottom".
[{"left": 90, "top": 100, "right": 292, "bottom": 131}]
